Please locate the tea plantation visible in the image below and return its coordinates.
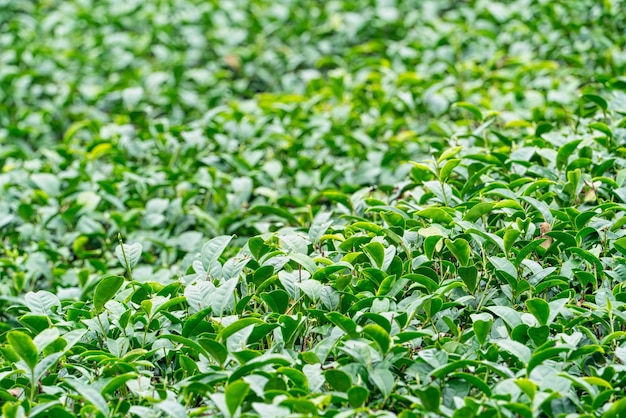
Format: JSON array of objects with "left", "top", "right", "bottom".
[{"left": 2, "top": 0, "right": 626, "bottom": 417}]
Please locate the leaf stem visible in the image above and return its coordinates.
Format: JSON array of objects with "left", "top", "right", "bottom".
[
  {"left": 118, "top": 233, "right": 134, "bottom": 281},
  {"left": 30, "top": 369, "right": 36, "bottom": 402}
]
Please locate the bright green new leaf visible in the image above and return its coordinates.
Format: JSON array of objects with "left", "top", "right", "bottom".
[
  {"left": 439, "top": 158, "right": 460, "bottom": 182},
  {"left": 7, "top": 331, "right": 38, "bottom": 370},
  {"left": 438, "top": 146, "right": 463, "bottom": 163},
  {"left": 225, "top": 380, "right": 250, "bottom": 418},
  {"left": 453, "top": 102, "right": 483, "bottom": 120},
  {"left": 362, "top": 324, "right": 391, "bottom": 354}
]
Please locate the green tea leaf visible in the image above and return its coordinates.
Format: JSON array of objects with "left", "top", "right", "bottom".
[
  {"left": 417, "top": 208, "right": 454, "bottom": 225},
  {"left": 525, "top": 298, "right": 550, "bottom": 326},
  {"left": 556, "top": 140, "right": 582, "bottom": 170},
  {"left": 7, "top": 331, "right": 38, "bottom": 370},
  {"left": 115, "top": 243, "right": 143, "bottom": 270},
  {"left": 93, "top": 275, "right": 125, "bottom": 313},
  {"left": 471, "top": 313, "right": 493, "bottom": 345},
  {"left": 445, "top": 238, "right": 471, "bottom": 266},
  {"left": 453, "top": 102, "right": 483, "bottom": 120},
  {"left": 458, "top": 266, "right": 478, "bottom": 292},
  {"left": 489, "top": 256, "right": 517, "bottom": 281},
  {"left": 225, "top": 380, "right": 250, "bottom": 418},
  {"left": 417, "top": 386, "right": 441, "bottom": 412},
  {"left": 325, "top": 369, "right": 352, "bottom": 392},
  {"left": 362, "top": 242, "right": 385, "bottom": 270},
  {"left": 438, "top": 146, "right": 463, "bottom": 163},
  {"left": 63, "top": 376, "right": 109, "bottom": 416},
  {"left": 362, "top": 324, "right": 391, "bottom": 354},
  {"left": 347, "top": 386, "right": 369, "bottom": 407},
  {"left": 326, "top": 312, "right": 359, "bottom": 337},
  {"left": 463, "top": 202, "right": 494, "bottom": 222},
  {"left": 614, "top": 237, "right": 626, "bottom": 256}
]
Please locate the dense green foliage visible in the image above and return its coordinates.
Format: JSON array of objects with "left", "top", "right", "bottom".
[{"left": 2, "top": 0, "right": 626, "bottom": 416}]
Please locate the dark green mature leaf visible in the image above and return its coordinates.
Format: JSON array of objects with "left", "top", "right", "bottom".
[
  {"left": 503, "top": 229, "right": 520, "bottom": 255},
  {"left": 347, "top": 386, "right": 369, "bottom": 408},
  {"left": 202, "top": 236, "right": 232, "bottom": 267},
  {"left": 497, "top": 339, "right": 531, "bottom": 364},
  {"left": 430, "top": 360, "right": 478, "bottom": 379},
  {"left": 445, "top": 238, "right": 471, "bottom": 266},
  {"left": 261, "top": 290, "right": 290, "bottom": 314},
  {"left": 614, "top": 237, "right": 626, "bottom": 256},
  {"left": 404, "top": 274, "right": 439, "bottom": 293},
  {"left": 455, "top": 268, "right": 476, "bottom": 295},
  {"left": 370, "top": 368, "right": 394, "bottom": 397},
  {"left": 221, "top": 318, "right": 264, "bottom": 342},
  {"left": 229, "top": 356, "right": 292, "bottom": 382},
  {"left": 326, "top": 312, "right": 359, "bottom": 338},
  {"left": 417, "top": 208, "right": 453, "bottom": 225},
  {"left": 362, "top": 242, "right": 385, "bottom": 270},
  {"left": 182, "top": 307, "right": 213, "bottom": 337},
  {"left": 525, "top": 299, "right": 550, "bottom": 326},
  {"left": 158, "top": 334, "right": 210, "bottom": 361},
  {"left": 589, "top": 122, "right": 613, "bottom": 138},
  {"left": 325, "top": 369, "right": 352, "bottom": 392},
  {"left": 464, "top": 202, "right": 494, "bottom": 222},
  {"left": 417, "top": 386, "right": 441, "bottom": 412},
  {"left": 212, "top": 278, "right": 239, "bottom": 316},
  {"left": 199, "top": 339, "right": 228, "bottom": 367},
  {"left": 101, "top": 372, "right": 138, "bottom": 395},
  {"left": 514, "top": 239, "right": 547, "bottom": 267},
  {"left": 582, "top": 94, "right": 608, "bottom": 111},
  {"left": 155, "top": 400, "right": 189, "bottom": 418},
  {"left": 527, "top": 326, "right": 549, "bottom": 346},
  {"left": 556, "top": 140, "right": 583, "bottom": 170},
  {"left": 471, "top": 313, "right": 493, "bottom": 345},
  {"left": 528, "top": 347, "right": 570, "bottom": 373},
  {"left": 93, "top": 276, "right": 124, "bottom": 313},
  {"left": 450, "top": 372, "right": 492, "bottom": 397},
  {"left": 249, "top": 205, "right": 298, "bottom": 224}
]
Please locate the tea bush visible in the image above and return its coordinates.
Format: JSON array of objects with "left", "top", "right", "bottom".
[{"left": 2, "top": 0, "right": 626, "bottom": 417}]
